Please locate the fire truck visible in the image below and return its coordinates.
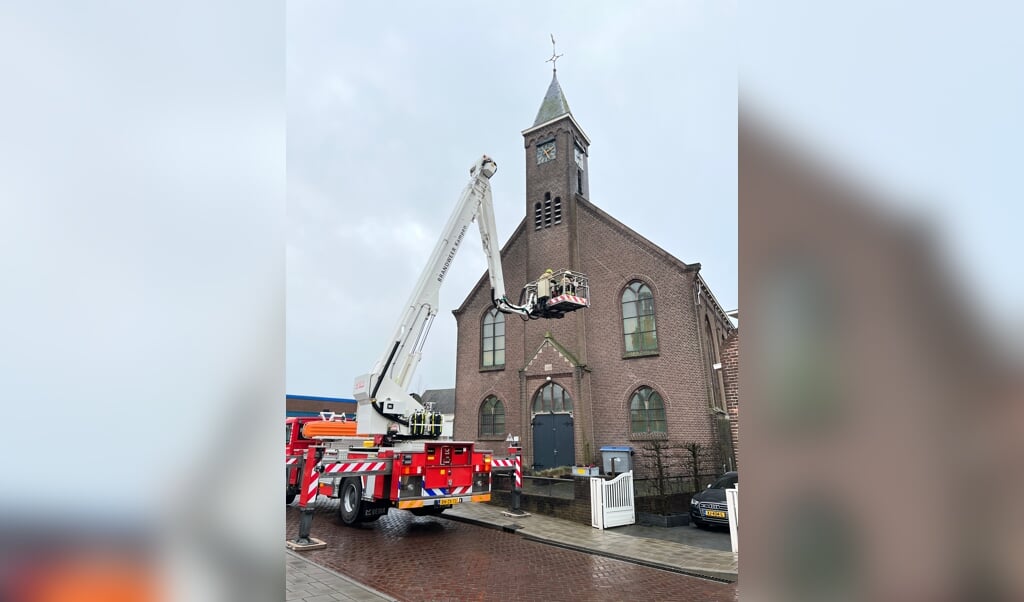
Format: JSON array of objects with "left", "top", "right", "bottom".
[{"left": 288, "top": 155, "right": 590, "bottom": 526}]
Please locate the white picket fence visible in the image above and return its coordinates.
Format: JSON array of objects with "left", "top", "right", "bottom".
[{"left": 590, "top": 470, "right": 635, "bottom": 529}]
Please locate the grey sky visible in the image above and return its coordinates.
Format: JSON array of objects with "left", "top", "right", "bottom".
[{"left": 287, "top": 2, "right": 738, "bottom": 396}]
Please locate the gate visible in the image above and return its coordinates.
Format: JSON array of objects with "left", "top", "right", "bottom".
[
  {"left": 531, "top": 413, "right": 574, "bottom": 470},
  {"left": 590, "top": 471, "right": 635, "bottom": 529}
]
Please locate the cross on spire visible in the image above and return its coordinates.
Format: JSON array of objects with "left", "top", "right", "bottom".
[{"left": 545, "top": 33, "right": 563, "bottom": 73}]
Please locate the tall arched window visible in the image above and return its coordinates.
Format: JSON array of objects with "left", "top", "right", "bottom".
[
  {"left": 481, "top": 309, "right": 505, "bottom": 368},
  {"left": 705, "top": 316, "right": 723, "bottom": 410},
  {"left": 629, "top": 387, "right": 666, "bottom": 433},
  {"left": 622, "top": 281, "right": 658, "bottom": 355},
  {"left": 479, "top": 396, "right": 505, "bottom": 437},
  {"left": 532, "top": 382, "right": 573, "bottom": 413}
]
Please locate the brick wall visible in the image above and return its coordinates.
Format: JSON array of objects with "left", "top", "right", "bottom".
[
  {"left": 576, "top": 203, "right": 722, "bottom": 469},
  {"left": 488, "top": 477, "right": 594, "bottom": 526},
  {"left": 721, "top": 331, "right": 739, "bottom": 469}
]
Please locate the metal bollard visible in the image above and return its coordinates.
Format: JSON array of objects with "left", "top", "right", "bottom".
[{"left": 295, "top": 508, "right": 315, "bottom": 545}]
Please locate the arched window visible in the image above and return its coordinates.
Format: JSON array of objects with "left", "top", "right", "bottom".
[
  {"left": 481, "top": 309, "right": 505, "bottom": 368},
  {"left": 629, "top": 387, "right": 666, "bottom": 433},
  {"left": 532, "top": 382, "right": 573, "bottom": 413},
  {"left": 705, "top": 316, "right": 723, "bottom": 410},
  {"left": 622, "top": 281, "right": 658, "bottom": 354},
  {"left": 479, "top": 396, "right": 505, "bottom": 437}
]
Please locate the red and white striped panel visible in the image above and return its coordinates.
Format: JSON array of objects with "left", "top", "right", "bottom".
[
  {"left": 299, "top": 447, "right": 319, "bottom": 508},
  {"left": 422, "top": 485, "right": 472, "bottom": 497},
  {"left": 514, "top": 455, "right": 522, "bottom": 489},
  {"left": 286, "top": 457, "right": 298, "bottom": 465},
  {"left": 321, "top": 461, "right": 387, "bottom": 474},
  {"left": 303, "top": 470, "right": 319, "bottom": 505},
  {"left": 546, "top": 294, "right": 587, "bottom": 307},
  {"left": 492, "top": 458, "right": 515, "bottom": 468}
]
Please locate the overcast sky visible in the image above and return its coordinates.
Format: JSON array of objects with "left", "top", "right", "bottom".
[
  {"left": 741, "top": 2, "right": 1024, "bottom": 354},
  {"left": 287, "top": 2, "right": 738, "bottom": 396}
]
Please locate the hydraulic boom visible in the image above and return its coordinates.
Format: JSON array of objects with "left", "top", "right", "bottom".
[{"left": 353, "top": 155, "right": 589, "bottom": 441}]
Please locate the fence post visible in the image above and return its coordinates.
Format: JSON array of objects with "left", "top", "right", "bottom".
[
  {"left": 726, "top": 484, "right": 739, "bottom": 555},
  {"left": 287, "top": 446, "right": 327, "bottom": 551}
]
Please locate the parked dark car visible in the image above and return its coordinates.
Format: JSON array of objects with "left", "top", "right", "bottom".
[{"left": 689, "top": 471, "right": 737, "bottom": 529}]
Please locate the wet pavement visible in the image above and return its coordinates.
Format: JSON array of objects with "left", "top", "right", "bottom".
[
  {"left": 616, "top": 522, "right": 733, "bottom": 552},
  {"left": 286, "top": 499, "right": 737, "bottom": 602},
  {"left": 442, "top": 501, "right": 737, "bottom": 582}
]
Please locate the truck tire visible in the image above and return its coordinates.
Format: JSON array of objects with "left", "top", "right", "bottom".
[
  {"left": 286, "top": 491, "right": 296, "bottom": 505},
  {"left": 338, "top": 478, "right": 364, "bottom": 526}
]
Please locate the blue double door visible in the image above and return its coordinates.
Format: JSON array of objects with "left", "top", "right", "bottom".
[{"left": 532, "top": 413, "right": 575, "bottom": 470}]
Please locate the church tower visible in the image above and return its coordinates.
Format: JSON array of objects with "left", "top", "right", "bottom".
[{"left": 520, "top": 63, "right": 591, "bottom": 279}]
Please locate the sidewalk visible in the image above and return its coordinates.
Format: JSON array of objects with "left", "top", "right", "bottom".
[
  {"left": 286, "top": 550, "right": 396, "bottom": 602},
  {"left": 442, "top": 502, "right": 738, "bottom": 582}
]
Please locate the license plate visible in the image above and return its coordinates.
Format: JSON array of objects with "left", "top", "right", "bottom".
[
  {"left": 439, "top": 498, "right": 461, "bottom": 505},
  {"left": 705, "top": 510, "right": 726, "bottom": 519}
]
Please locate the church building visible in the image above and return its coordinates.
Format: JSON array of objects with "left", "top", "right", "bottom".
[{"left": 452, "top": 69, "right": 736, "bottom": 477}]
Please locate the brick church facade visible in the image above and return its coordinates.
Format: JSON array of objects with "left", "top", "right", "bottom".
[{"left": 452, "top": 72, "right": 736, "bottom": 477}]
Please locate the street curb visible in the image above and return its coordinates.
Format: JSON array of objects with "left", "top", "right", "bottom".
[
  {"left": 443, "top": 514, "right": 737, "bottom": 583},
  {"left": 520, "top": 533, "right": 738, "bottom": 584},
  {"left": 442, "top": 513, "right": 523, "bottom": 534}
]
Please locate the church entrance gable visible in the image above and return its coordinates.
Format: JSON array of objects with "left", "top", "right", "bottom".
[{"left": 522, "top": 334, "right": 578, "bottom": 378}]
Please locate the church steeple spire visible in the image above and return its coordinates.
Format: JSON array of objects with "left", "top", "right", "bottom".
[
  {"left": 533, "top": 72, "right": 572, "bottom": 126},
  {"left": 534, "top": 35, "right": 571, "bottom": 126}
]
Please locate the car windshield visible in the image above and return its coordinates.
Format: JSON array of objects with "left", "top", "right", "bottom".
[{"left": 711, "top": 474, "right": 737, "bottom": 489}]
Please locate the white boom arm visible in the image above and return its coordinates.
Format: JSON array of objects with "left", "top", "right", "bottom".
[
  {"left": 353, "top": 156, "right": 542, "bottom": 439},
  {"left": 352, "top": 156, "right": 589, "bottom": 440}
]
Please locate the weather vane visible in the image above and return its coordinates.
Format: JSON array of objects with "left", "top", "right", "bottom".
[{"left": 546, "top": 33, "right": 563, "bottom": 73}]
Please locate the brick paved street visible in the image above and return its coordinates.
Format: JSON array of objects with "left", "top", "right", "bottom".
[{"left": 287, "top": 501, "right": 736, "bottom": 602}]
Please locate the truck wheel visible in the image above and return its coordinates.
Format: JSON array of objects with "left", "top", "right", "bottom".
[
  {"left": 338, "top": 478, "right": 363, "bottom": 526},
  {"left": 286, "top": 491, "right": 296, "bottom": 505}
]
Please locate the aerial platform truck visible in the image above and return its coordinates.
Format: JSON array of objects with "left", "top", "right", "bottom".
[{"left": 288, "top": 156, "right": 589, "bottom": 547}]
